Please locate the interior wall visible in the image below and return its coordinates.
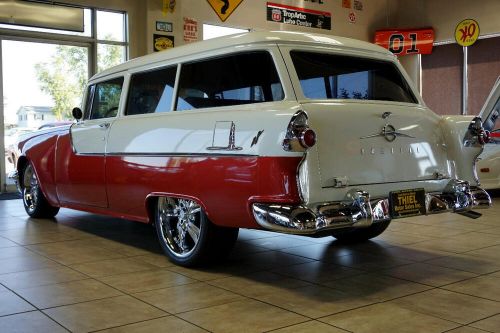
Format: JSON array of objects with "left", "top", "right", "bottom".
[
  {"left": 390, "top": 0, "right": 500, "bottom": 42},
  {"left": 145, "top": 0, "right": 394, "bottom": 53},
  {"left": 62, "top": 0, "right": 147, "bottom": 59}
]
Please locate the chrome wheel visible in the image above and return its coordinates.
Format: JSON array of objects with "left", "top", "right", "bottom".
[
  {"left": 23, "top": 164, "right": 39, "bottom": 215},
  {"left": 157, "top": 197, "right": 203, "bottom": 258}
]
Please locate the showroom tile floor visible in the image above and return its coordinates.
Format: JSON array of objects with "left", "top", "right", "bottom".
[{"left": 0, "top": 197, "right": 499, "bottom": 333}]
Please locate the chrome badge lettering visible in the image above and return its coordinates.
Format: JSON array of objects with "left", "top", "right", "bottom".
[{"left": 361, "top": 146, "right": 419, "bottom": 155}]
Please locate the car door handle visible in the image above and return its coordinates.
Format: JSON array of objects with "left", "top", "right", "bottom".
[{"left": 99, "top": 123, "right": 110, "bottom": 129}]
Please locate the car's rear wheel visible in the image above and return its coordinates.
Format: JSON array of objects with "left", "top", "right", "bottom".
[
  {"left": 22, "top": 162, "right": 60, "bottom": 218},
  {"left": 155, "top": 196, "right": 238, "bottom": 266},
  {"left": 330, "top": 219, "right": 391, "bottom": 243}
]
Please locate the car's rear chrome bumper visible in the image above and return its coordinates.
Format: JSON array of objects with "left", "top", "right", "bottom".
[{"left": 252, "top": 180, "right": 492, "bottom": 235}]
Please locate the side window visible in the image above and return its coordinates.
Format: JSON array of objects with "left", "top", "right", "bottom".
[
  {"left": 176, "top": 51, "right": 284, "bottom": 110},
  {"left": 89, "top": 77, "right": 124, "bottom": 120},
  {"left": 126, "top": 66, "right": 177, "bottom": 115}
]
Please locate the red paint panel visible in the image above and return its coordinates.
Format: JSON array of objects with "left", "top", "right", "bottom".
[
  {"left": 106, "top": 155, "right": 302, "bottom": 227},
  {"left": 374, "top": 28, "right": 434, "bottom": 56},
  {"left": 54, "top": 134, "right": 108, "bottom": 208}
]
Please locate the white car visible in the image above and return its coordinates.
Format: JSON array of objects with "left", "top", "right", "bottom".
[
  {"left": 13, "top": 31, "right": 493, "bottom": 266},
  {"left": 477, "top": 77, "right": 500, "bottom": 190}
]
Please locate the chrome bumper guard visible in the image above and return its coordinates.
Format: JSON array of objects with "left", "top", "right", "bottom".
[
  {"left": 252, "top": 180, "right": 491, "bottom": 235},
  {"left": 7, "top": 170, "right": 21, "bottom": 194}
]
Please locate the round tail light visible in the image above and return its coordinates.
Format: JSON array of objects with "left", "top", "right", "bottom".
[
  {"left": 299, "top": 129, "right": 317, "bottom": 148},
  {"left": 478, "top": 130, "right": 490, "bottom": 145}
]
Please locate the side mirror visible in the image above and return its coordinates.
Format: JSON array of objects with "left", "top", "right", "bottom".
[{"left": 72, "top": 107, "right": 83, "bottom": 120}]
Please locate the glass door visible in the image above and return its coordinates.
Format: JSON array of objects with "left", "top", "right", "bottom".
[{"left": 1, "top": 39, "right": 89, "bottom": 192}]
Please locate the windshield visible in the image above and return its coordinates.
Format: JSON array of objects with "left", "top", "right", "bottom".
[{"left": 291, "top": 51, "right": 418, "bottom": 104}]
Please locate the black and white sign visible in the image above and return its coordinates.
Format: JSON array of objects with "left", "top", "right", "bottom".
[{"left": 266, "top": 2, "right": 331, "bottom": 30}]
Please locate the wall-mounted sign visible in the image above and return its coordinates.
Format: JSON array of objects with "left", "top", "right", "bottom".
[
  {"left": 206, "top": 0, "right": 244, "bottom": 22},
  {"left": 156, "top": 21, "right": 173, "bottom": 32},
  {"left": 154, "top": 34, "right": 174, "bottom": 52},
  {"left": 184, "top": 17, "right": 198, "bottom": 43},
  {"left": 267, "top": 2, "right": 331, "bottom": 30},
  {"left": 348, "top": 12, "right": 356, "bottom": 24},
  {"left": 162, "top": 0, "right": 176, "bottom": 16},
  {"left": 342, "top": 0, "right": 351, "bottom": 9},
  {"left": 455, "top": 19, "right": 480, "bottom": 47},
  {"left": 354, "top": 0, "right": 363, "bottom": 11},
  {"left": 374, "top": 28, "right": 434, "bottom": 56}
]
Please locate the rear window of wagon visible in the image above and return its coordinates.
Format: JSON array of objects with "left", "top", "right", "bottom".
[{"left": 291, "top": 51, "right": 418, "bottom": 104}]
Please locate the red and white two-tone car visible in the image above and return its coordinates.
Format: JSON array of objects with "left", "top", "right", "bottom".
[{"left": 14, "top": 31, "right": 494, "bottom": 266}]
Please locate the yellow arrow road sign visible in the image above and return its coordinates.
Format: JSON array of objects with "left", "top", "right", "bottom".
[{"left": 206, "top": 0, "right": 244, "bottom": 22}]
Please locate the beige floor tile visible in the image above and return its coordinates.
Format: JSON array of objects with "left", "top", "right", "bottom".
[
  {"left": 373, "top": 230, "right": 434, "bottom": 245},
  {"left": 166, "top": 265, "right": 234, "bottom": 281},
  {"left": 15, "top": 278, "right": 123, "bottom": 308},
  {"left": 321, "top": 302, "right": 460, "bottom": 333},
  {"left": 255, "top": 284, "right": 376, "bottom": 319},
  {"left": 324, "top": 273, "right": 431, "bottom": 301},
  {"left": 242, "top": 235, "right": 315, "bottom": 250},
  {"left": 425, "top": 253, "right": 500, "bottom": 274},
  {"left": 382, "top": 262, "right": 478, "bottom": 286},
  {"left": 208, "top": 271, "right": 310, "bottom": 297},
  {"left": 372, "top": 245, "right": 450, "bottom": 262},
  {"left": 444, "top": 275, "right": 500, "bottom": 301},
  {"left": 0, "top": 311, "right": 68, "bottom": 333},
  {"left": 0, "top": 255, "right": 60, "bottom": 275},
  {"left": 130, "top": 253, "right": 176, "bottom": 268},
  {"left": 134, "top": 282, "right": 243, "bottom": 314},
  {"left": 178, "top": 299, "right": 308, "bottom": 333},
  {"left": 277, "top": 243, "right": 357, "bottom": 261},
  {"left": 0, "top": 246, "right": 41, "bottom": 260},
  {"left": 467, "top": 244, "right": 500, "bottom": 261},
  {"left": 271, "top": 320, "right": 349, "bottom": 333},
  {"left": 0, "top": 236, "right": 18, "bottom": 248},
  {"left": 470, "top": 314, "right": 500, "bottom": 332},
  {"left": 0, "top": 230, "right": 82, "bottom": 245},
  {"left": 99, "top": 316, "right": 208, "bottom": 332},
  {"left": 329, "top": 251, "right": 414, "bottom": 271},
  {"left": 43, "top": 295, "right": 166, "bottom": 332},
  {"left": 271, "top": 261, "right": 365, "bottom": 284},
  {"left": 98, "top": 269, "right": 196, "bottom": 293},
  {"left": 0, "top": 266, "right": 87, "bottom": 289},
  {"left": 69, "top": 258, "right": 159, "bottom": 278},
  {"left": 446, "top": 327, "right": 493, "bottom": 333},
  {"left": 391, "top": 288, "right": 500, "bottom": 324},
  {"left": 0, "top": 289, "right": 36, "bottom": 316}
]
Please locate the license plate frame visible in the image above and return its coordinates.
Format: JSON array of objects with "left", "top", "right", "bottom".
[{"left": 389, "top": 188, "right": 426, "bottom": 219}]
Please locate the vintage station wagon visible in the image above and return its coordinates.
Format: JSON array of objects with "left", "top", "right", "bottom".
[{"left": 14, "top": 31, "right": 494, "bottom": 266}]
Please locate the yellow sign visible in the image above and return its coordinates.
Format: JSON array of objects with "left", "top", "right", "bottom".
[
  {"left": 455, "top": 19, "right": 480, "bottom": 47},
  {"left": 206, "top": 0, "right": 244, "bottom": 22}
]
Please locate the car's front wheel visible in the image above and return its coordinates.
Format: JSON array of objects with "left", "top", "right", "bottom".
[
  {"left": 22, "top": 162, "right": 60, "bottom": 218},
  {"left": 155, "top": 196, "right": 238, "bottom": 266}
]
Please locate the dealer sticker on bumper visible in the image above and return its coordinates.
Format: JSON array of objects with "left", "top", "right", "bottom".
[{"left": 389, "top": 188, "right": 426, "bottom": 218}]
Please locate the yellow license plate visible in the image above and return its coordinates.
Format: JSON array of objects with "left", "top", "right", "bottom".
[{"left": 389, "top": 188, "right": 426, "bottom": 218}]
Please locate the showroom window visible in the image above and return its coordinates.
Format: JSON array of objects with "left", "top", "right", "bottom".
[
  {"left": 0, "top": 4, "right": 128, "bottom": 192},
  {"left": 176, "top": 52, "right": 284, "bottom": 110}
]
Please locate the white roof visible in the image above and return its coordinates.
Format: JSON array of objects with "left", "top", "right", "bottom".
[{"left": 92, "top": 31, "right": 391, "bottom": 82}]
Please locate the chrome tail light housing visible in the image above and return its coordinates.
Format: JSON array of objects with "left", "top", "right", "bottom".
[{"left": 283, "top": 110, "right": 317, "bottom": 151}]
